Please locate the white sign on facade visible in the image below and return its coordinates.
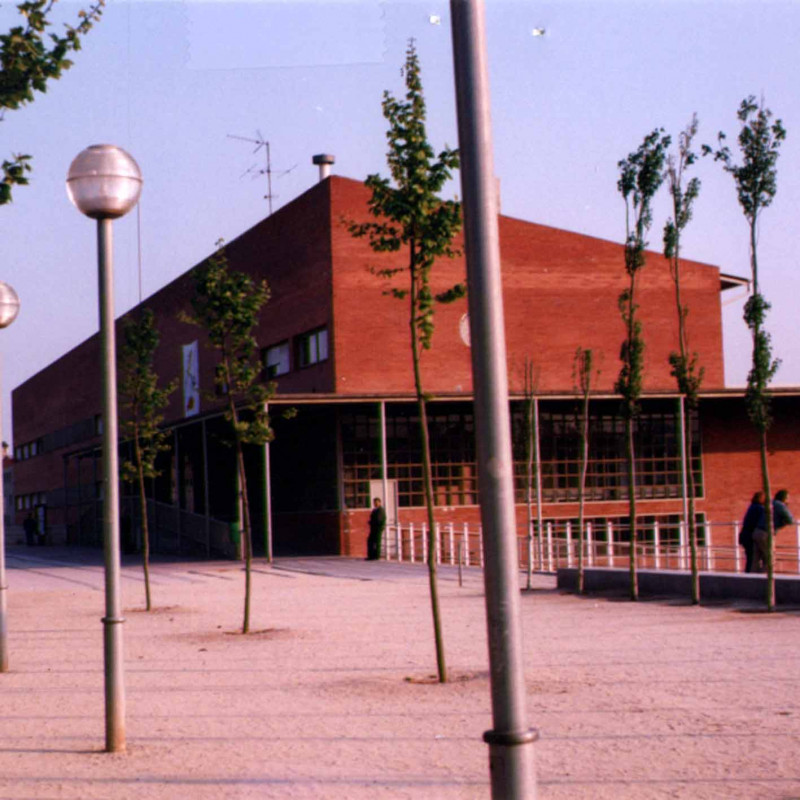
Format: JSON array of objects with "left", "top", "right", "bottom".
[{"left": 182, "top": 341, "right": 200, "bottom": 417}]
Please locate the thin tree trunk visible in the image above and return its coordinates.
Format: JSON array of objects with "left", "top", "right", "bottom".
[
  {"left": 533, "top": 397, "right": 544, "bottom": 574},
  {"left": 523, "top": 365, "right": 536, "bottom": 587},
  {"left": 683, "top": 408, "right": 700, "bottom": 604},
  {"left": 671, "top": 240, "right": 700, "bottom": 604},
  {"left": 525, "top": 393, "right": 534, "bottom": 589},
  {"left": 624, "top": 272, "right": 639, "bottom": 602},
  {"left": 410, "top": 252, "right": 446, "bottom": 683},
  {"left": 237, "top": 441, "right": 254, "bottom": 633},
  {"left": 626, "top": 416, "right": 638, "bottom": 601},
  {"left": 135, "top": 440, "right": 152, "bottom": 612},
  {"left": 760, "top": 427, "right": 775, "bottom": 612},
  {"left": 227, "top": 389, "right": 254, "bottom": 635},
  {"left": 577, "top": 391, "right": 590, "bottom": 595},
  {"left": 750, "top": 218, "right": 776, "bottom": 612}
]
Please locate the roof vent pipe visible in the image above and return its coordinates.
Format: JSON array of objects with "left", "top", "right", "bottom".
[{"left": 312, "top": 153, "right": 335, "bottom": 182}]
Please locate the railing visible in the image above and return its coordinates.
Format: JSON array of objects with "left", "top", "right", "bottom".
[
  {"left": 383, "top": 519, "right": 800, "bottom": 575},
  {"left": 123, "top": 497, "right": 236, "bottom": 559}
]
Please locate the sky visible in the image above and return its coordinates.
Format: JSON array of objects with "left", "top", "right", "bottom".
[{"left": 2, "top": 0, "right": 799, "bottom": 445}]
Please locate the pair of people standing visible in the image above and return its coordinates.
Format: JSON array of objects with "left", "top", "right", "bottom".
[{"left": 739, "top": 489, "right": 793, "bottom": 573}]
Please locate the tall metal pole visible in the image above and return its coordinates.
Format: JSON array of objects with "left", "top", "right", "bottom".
[
  {"left": 98, "top": 218, "right": 126, "bottom": 752},
  {"left": 450, "top": 2, "right": 538, "bottom": 797}
]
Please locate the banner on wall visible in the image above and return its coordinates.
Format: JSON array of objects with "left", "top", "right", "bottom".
[{"left": 182, "top": 341, "right": 200, "bottom": 418}]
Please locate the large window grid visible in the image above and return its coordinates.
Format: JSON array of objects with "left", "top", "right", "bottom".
[
  {"left": 340, "top": 411, "right": 381, "bottom": 508},
  {"left": 341, "top": 405, "right": 477, "bottom": 509},
  {"left": 341, "top": 401, "right": 702, "bottom": 509},
  {"left": 512, "top": 402, "right": 702, "bottom": 503}
]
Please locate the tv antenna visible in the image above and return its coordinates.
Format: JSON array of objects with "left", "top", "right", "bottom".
[{"left": 227, "top": 131, "right": 297, "bottom": 215}]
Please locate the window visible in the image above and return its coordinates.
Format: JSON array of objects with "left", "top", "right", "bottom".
[
  {"left": 15, "top": 492, "right": 46, "bottom": 510},
  {"left": 511, "top": 400, "right": 702, "bottom": 503},
  {"left": 340, "top": 404, "right": 477, "bottom": 509},
  {"left": 264, "top": 341, "right": 290, "bottom": 378},
  {"left": 297, "top": 327, "right": 328, "bottom": 368}
]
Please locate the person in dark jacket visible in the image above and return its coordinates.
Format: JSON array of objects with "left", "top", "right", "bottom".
[
  {"left": 752, "top": 489, "right": 794, "bottom": 572},
  {"left": 773, "top": 489, "right": 793, "bottom": 531},
  {"left": 23, "top": 512, "right": 37, "bottom": 547},
  {"left": 366, "top": 497, "right": 386, "bottom": 561},
  {"left": 739, "top": 492, "right": 765, "bottom": 573}
]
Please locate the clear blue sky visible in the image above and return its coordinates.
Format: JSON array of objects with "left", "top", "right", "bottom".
[{"left": 2, "top": 0, "right": 799, "bottom": 444}]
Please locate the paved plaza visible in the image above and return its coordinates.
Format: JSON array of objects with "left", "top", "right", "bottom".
[{"left": 1, "top": 546, "right": 799, "bottom": 799}]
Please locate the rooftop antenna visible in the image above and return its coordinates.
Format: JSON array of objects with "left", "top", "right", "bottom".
[{"left": 227, "top": 131, "right": 296, "bottom": 215}]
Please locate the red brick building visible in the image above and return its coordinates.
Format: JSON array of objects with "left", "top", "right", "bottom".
[{"left": 11, "top": 175, "right": 799, "bottom": 557}]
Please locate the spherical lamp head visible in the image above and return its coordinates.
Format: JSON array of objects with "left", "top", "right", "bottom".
[
  {"left": 0, "top": 282, "right": 20, "bottom": 329},
  {"left": 66, "top": 144, "right": 143, "bottom": 220}
]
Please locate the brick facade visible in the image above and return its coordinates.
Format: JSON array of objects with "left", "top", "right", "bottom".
[{"left": 11, "top": 175, "right": 798, "bottom": 556}]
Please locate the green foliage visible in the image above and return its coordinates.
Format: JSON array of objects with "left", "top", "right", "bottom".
[
  {"left": 664, "top": 115, "right": 704, "bottom": 410},
  {"left": 744, "top": 293, "right": 780, "bottom": 431},
  {"left": 615, "top": 129, "right": 670, "bottom": 419},
  {"left": 348, "top": 40, "right": 460, "bottom": 683},
  {"left": 118, "top": 308, "right": 176, "bottom": 482},
  {"left": 182, "top": 240, "right": 274, "bottom": 447},
  {"left": 705, "top": 96, "right": 786, "bottom": 231},
  {"left": 1, "top": 0, "right": 104, "bottom": 205},
  {"left": 709, "top": 96, "right": 786, "bottom": 611},
  {"left": 118, "top": 307, "right": 176, "bottom": 611},
  {"left": 707, "top": 97, "right": 786, "bottom": 434},
  {"left": 348, "top": 39, "right": 463, "bottom": 352},
  {"left": 616, "top": 129, "right": 669, "bottom": 602},
  {"left": 182, "top": 240, "right": 276, "bottom": 632}
]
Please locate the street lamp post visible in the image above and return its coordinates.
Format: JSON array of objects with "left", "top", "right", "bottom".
[
  {"left": 0, "top": 281, "right": 21, "bottom": 673},
  {"left": 67, "top": 144, "right": 142, "bottom": 753},
  {"left": 450, "top": 2, "right": 538, "bottom": 797}
]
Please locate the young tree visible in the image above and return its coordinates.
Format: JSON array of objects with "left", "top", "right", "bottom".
[
  {"left": 616, "top": 129, "right": 670, "bottom": 601},
  {"left": 1, "top": 0, "right": 104, "bottom": 204},
  {"left": 118, "top": 308, "right": 177, "bottom": 611},
  {"left": 348, "top": 40, "right": 462, "bottom": 683},
  {"left": 706, "top": 97, "right": 786, "bottom": 610},
  {"left": 182, "top": 241, "right": 275, "bottom": 633},
  {"left": 573, "top": 347, "right": 596, "bottom": 595},
  {"left": 663, "top": 115, "right": 704, "bottom": 605},
  {"left": 521, "top": 359, "right": 542, "bottom": 589}
]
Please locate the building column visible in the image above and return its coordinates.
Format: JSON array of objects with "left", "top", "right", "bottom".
[
  {"left": 202, "top": 418, "right": 210, "bottom": 557},
  {"left": 379, "top": 401, "right": 389, "bottom": 518},
  {"left": 263, "top": 402, "right": 273, "bottom": 562}
]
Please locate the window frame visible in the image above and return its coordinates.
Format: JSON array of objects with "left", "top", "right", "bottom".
[
  {"left": 263, "top": 340, "right": 291, "bottom": 378},
  {"left": 296, "top": 327, "right": 329, "bottom": 369}
]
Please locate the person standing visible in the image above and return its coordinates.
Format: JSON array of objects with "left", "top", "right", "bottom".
[
  {"left": 739, "top": 492, "right": 765, "bottom": 573},
  {"left": 366, "top": 497, "right": 386, "bottom": 561},
  {"left": 23, "top": 512, "right": 37, "bottom": 547},
  {"left": 753, "top": 489, "right": 794, "bottom": 572},
  {"left": 773, "top": 489, "right": 794, "bottom": 532}
]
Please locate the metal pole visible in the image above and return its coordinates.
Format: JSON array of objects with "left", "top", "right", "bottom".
[
  {"left": 0, "top": 358, "right": 9, "bottom": 672},
  {"left": 97, "top": 218, "right": 126, "bottom": 752},
  {"left": 450, "top": 3, "right": 537, "bottom": 796}
]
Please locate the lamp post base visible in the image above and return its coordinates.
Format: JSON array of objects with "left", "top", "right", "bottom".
[{"left": 484, "top": 728, "right": 539, "bottom": 799}]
